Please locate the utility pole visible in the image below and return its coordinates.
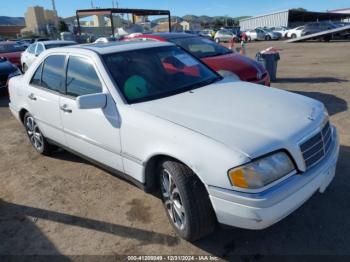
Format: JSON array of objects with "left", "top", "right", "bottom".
[{"left": 51, "top": 0, "right": 56, "bottom": 11}]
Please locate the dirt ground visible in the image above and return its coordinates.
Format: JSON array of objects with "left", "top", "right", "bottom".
[{"left": 0, "top": 41, "right": 350, "bottom": 260}]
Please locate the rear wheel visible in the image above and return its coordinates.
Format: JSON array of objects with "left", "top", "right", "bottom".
[
  {"left": 265, "top": 35, "right": 271, "bottom": 41},
  {"left": 215, "top": 38, "right": 220, "bottom": 43},
  {"left": 158, "top": 159, "right": 216, "bottom": 241},
  {"left": 24, "top": 112, "right": 56, "bottom": 155},
  {"left": 291, "top": 34, "right": 297, "bottom": 38}
]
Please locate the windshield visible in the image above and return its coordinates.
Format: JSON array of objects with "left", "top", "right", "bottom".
[
  {"left": 103, "top": 46, "right": 221, "bottom": 103},
  {"left": 170, "top": 36, "right": 232, "bottom": 59},
  {"left": 45, "top": 43, "right": 76, "bottom": 49},
  {"left": 0, "top": 43, "right": 25, "bottom": 53}
]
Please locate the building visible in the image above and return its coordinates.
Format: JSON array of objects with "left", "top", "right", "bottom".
[
  {"left": 329, "top": 8, "right": 350, "bottom": 14},
  {"left": 21, "top": 6, "right": 59, "bottom": 36},
  {"left": 0, "top": 25, "right": 25, "bottom": 38},
  {"left": 153, "top": 21, "right": 181, "bottom": 32},
  {"left": 180, "top": 20, "right": 201, "bottom": 31},
  {"left": 330, "top": 8, "right": 350, "bottom": 22},
  {"left": 239, "top": 9, "right": 350, "bottom": 30}
]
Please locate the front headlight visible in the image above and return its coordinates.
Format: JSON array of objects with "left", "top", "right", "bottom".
[
  {"left": 217, "top": 70, "right": 240, "bottom": 80},
  {"left": 228, "top": 151, "right": 295, "bottom": 189}
]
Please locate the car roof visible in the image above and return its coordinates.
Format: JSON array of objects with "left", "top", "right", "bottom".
[
  {"left": 150, "top": 32, "right": 196, "bottom": 40},
  {"left": 38, "top": 40, "right": 77, "bottom": 45},
  {"left": 48, "top": 41, "right": 174, "bottom": 55},
  {"left": 0, "top": 41, "right": 17, "bottom": 45}
]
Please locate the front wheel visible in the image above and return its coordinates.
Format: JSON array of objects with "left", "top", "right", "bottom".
[
  {"left": 265, "top": 35, "right": 271, "bottom": 41},
  {"left": 215, "top": 38, "right": 220, "bottom": 43},
  {"left": 158, "top": 160, "right": 216, "bottom": 241},
  {"left": 24, "top": 112, "right": 56, "bottom": 155}
]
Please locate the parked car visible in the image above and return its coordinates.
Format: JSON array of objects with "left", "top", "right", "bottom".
[
  {"left": 259, "top": 28, "right": 282, "bottom": 40},
  {"left": 0, "top": 41, "right": 26, "bottom": 68},
  {"left": 301, "top": 22, "right": 338, "bottom": 38},
  {"left": 8, "top": 41, "right": 339, "bottom": 241},
  {"left": 286, "top": 26, "right": 305, "bottom": 38},
  {"left": 245, "top": 29, "right": 266, "bottom": 41},
  {"left": 214, "top": 29, "right": 236, "bottom": 43},
  {"left": 200, "top": 29, "right": 215, "bottom": 38},
  {"left": 0, "top": 57, "right": 21, "bottom": 95},
  {"left": 123, "top": 33, "right": 270, "bottom": 86},
  {"left": 21, "top": 40, "right": 77, "bottom": 72},
  {"left": 270, "top": 26, "right": 289, "bottom": 38},
  {"left": 94, "top": 37, "right": 118, "bottom": 44}
]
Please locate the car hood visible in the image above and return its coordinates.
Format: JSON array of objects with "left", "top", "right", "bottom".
[
  {"left": 0, "top": 60, "right": 16, "bottom": 73},
  {"left": 202, "top": 53, "right": 266, "bottom": 82},
  {"left": 132, "top": 80, "right": 325, "bottom": 158}
]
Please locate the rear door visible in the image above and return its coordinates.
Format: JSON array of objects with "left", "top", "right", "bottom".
[
  {"left": 59, "top": 55, "right": 123, "bottom": 171},
  {"left": 26, "top": 54, "right": 66, "bottom": 145}
]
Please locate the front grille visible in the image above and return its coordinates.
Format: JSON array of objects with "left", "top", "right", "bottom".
[
  {"left": 300, "top": 122, "right": 332, "bottom": 169},
  {"left": 0, "top": 74, "right": 8, "bottom": 87}
]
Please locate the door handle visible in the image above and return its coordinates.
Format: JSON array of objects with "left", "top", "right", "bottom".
[
  {"left": 28, "top": 93, "right": 37, "bottom": 101},
  {"left": 60, "top": 105, "right": 72, "bottom": 113}
]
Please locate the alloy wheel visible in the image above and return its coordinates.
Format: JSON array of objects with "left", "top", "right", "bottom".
[
  {"left": 161, "top": 169, "right": 186, "bottom": 231},
  {"left": 25, "top": 116, "right": 44, "bottom": 152}
]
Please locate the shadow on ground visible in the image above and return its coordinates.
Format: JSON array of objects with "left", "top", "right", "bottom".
[
  {"left": 291, "top": 91, "right": 348, "bottom": 116},
  {"left": 275, "top": 77, "right": 348, "bottom": 84},
  {"left": 194, "top": 145, "right": 350, "bottom": 260},
  {"left": 0, "top": 200, "right": 179, "bottom": 255}
]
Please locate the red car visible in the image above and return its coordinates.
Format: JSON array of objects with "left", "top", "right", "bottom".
[
  {"left": 123, "top": 33, "right": 270, "bottom": 86},
  {"left": 0, "top": 41, "right": 26, "bottom": 68}
]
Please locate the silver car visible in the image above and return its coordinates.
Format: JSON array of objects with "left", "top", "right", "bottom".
[
  {"left": 260, "top": 29, "right": 282, "bottom": 40},
  {"left": 245, "top": 29, "right": 266, "bottom": 41},
  {"left": 214, "top": 29, "right": 236, "bottom": 43}
]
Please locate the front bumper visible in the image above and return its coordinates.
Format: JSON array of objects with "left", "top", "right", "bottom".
[{"left": 209, "top": 126, "right": 339, "bottom": 229}]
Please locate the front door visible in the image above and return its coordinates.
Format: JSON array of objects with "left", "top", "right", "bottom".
[{"left": 59, "top": 55, "right": 124, "bottom": 172}]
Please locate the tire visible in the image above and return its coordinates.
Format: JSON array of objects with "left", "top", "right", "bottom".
[
  {"left": 291, "top": 34, "right": 297, "bottom": 39},
  {"left": 265, "top": 35, "right": 271, "bottom": 41},
  {"left": 215, "top": 38, "right": 220, "bottom": 43},
  {"left": 248, "top": 36, "right": 252, "bottom": 42},
  {"left": 23, "top": 112, "right": 57, "bottom": 155},
  {"left": 158, "top": 159, "right": 216, "bottom": 241}
]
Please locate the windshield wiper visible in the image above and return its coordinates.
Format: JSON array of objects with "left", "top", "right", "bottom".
[{"left": 187, "top": 76, "right": 222, "bottom": 91}]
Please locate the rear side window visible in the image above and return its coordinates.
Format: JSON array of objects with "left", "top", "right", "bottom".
[
  {"left": 41, "top": 55, "right": 66, "bottom": 93},
  {"left": 36, "top": 44, "right": 44, "bottom": 55},
  {"left": 30, "top": 63, "right": 43, "bottom": 86},
  {"left": 66, "top": 56, "right": 102, "bottom": 97}
]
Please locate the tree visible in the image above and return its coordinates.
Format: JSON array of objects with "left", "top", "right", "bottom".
[
  {"left": 58, "top": 20, "right": 69, "bottom": 32},
  {"left": 291, "top": 8, "right": 307, "bottom": 12}
]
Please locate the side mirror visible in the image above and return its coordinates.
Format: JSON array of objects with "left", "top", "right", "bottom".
[{"left": 76, "top": 93, "right": 107, "bottom": 110}]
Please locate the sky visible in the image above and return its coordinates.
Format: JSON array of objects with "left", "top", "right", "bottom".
[{"left": 2, "top": 0, "right": 350, "bottom": 18}]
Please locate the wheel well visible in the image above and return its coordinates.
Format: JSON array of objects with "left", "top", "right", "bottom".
[
  {"left": 144, "top": 155, "right": 202, "bottom": 194},
  {"left": 19, "top": 109, "right": 28, "bottom": 124}
]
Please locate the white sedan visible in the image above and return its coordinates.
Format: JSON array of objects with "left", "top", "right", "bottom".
[
  {"left": 8, "top": 41, "right": 339, "bottom": 241},
  {"left": 286, "top": 26, "right": 305, "bottom": 38},
  {"left": 21, "top": 40, "right": 77, "bottom": 72}
]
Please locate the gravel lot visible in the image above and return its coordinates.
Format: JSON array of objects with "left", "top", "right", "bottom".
[{"left": 1, "top": 41, "right": 350, "bottom": 260}]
